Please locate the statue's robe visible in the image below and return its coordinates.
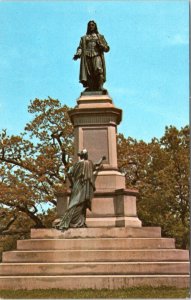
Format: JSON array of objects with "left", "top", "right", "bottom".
[
  {"left": 77, "top": 34, "right": 109, "bottom": 87},
  {"left": 56, "top": 160, "right": 95, "bottom": 230}
]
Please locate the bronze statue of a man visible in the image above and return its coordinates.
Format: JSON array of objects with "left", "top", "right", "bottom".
[{"left": 73, "top": 21, "right": 110, "bottom": 92}]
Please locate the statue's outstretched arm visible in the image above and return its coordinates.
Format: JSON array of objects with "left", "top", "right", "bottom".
[
  {"left": 66, "top": 166, "right": 74, "bottom": 188},
  {"left": 94, "top": 156, "right": 106, "bottom": 169},
  {"left": 73, "top": 38, "right": 83, "bottom": 60}
]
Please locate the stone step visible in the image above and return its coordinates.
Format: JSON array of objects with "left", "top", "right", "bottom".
[
  {"left": 0, "top": 262, "right": 189, "bottom": 276},
  {"left": 17, "top": 238, "right": 175, "bottom": 250},
  {"left": 3, "top": 249, "right": 189, "bottom": 263},
  {"left": 30, "top": 227, "right": 162, "bottom": 239},
  {"left": 0, "top": 275, "right": 189, "bottom": 289}
]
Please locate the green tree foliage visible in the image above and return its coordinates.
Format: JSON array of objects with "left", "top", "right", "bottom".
[
  {"left": 117, "top": 125, "right": 189, "bottom": 249},
  {"left": 0, "top": 98, "right": 74, "bottom": 251}
]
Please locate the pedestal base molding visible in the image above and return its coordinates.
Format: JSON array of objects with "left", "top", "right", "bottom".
[
  {"left": 86, "top": 216, "right": 142, "bottom": 227},
  {"left": 56, "top": 188, "right": 142, "bottom": 228},
  {"left": 87, "top": 188, "right": 142, "bottom": 227}
]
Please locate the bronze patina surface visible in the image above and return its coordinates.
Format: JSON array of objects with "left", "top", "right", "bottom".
[
  {"left": 54, "top": 150, "right": 105, "bottom": 230},
  {"left": 73, "top": 21, "right": 109, "bottom": 93}
]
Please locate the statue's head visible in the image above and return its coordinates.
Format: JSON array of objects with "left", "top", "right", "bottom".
[
  {"left": 78, "top": 149, "right": 88, "bottom": 160},
  {"left": 86, "top": 20, "right": 99, "bottom": 34}
]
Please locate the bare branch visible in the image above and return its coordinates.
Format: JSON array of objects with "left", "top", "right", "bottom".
[{"left": 0, "top": 215, "right": 17, "bottom": 234}]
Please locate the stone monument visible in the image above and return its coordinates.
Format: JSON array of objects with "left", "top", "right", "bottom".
[
  {"left": 0, "top": 21, "right": 189, "bottom": 291},
  {"left": 57, "top": 20, "right": 142, "bottom": 228},
  {"left": 68, "top": 92, "right": 142, "bottom": 228}
]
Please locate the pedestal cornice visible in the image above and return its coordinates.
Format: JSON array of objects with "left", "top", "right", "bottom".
[
  {"left": 68, "top": 94, "right": 122, "bottom": 126},
  {"left": 68, "top": 107, "right": 122, "bottom": 126}
]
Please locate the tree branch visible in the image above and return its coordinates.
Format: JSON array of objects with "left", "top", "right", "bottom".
[{"left": 0, "top": 215, "right": 17, "bottom": 234}]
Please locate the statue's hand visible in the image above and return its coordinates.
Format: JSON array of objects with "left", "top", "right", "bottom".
[
  {"left": 97, "top": 41, "right": 105, "bottom": 51},
  {"left": 73, "top": 54, "right": 80, "bottom": 60}
]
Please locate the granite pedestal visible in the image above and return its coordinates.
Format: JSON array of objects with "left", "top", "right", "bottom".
[{"left": 61, "top": 93, "right": 142, "bottom": 227}]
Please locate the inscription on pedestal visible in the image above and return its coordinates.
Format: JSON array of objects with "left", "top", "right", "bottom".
[
  {"left": 73, "top": 115, "right": 117, "bottom": 126},
  {"left": 83, "top": 128, "right": 109, "bottom": 163}
]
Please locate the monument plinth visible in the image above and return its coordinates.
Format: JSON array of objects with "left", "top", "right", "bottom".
[{"left": 68, "top": 93, "right": 142, "bottom": 227}]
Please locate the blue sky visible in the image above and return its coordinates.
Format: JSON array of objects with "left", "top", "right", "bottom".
[{"left": 0, "top": 0, "right": 189, "bottom": 142}]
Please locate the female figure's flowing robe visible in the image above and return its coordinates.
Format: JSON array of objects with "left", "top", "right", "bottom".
[{"left": 56, "top": 159, "right": 95, "bottom": 230}]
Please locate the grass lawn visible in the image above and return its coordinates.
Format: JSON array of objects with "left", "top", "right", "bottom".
[{"left": 0, "top": 287, "right": 189, "bottom": 299}]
